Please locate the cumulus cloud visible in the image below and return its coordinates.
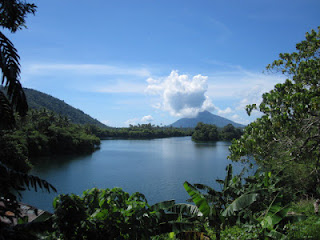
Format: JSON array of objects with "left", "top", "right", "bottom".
[
  {"left": 141, "top": 115, "right": 154, "bottom": 122},
  {"left": 146, "top": 70, "right": 215, "bottom": 117}
]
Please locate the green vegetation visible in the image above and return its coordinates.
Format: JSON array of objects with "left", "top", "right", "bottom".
[
  {"left": 192, "top": 122, "right": 242, "bottom": 142},
  {"left": 94, "top": 123, "right": 193, "bottom": 139},
  {"left": 1, "top": 109, "right": 100, "bottom": 173},
  {"left": 48, "top": 188, "right": 193, "bottom": 240},
  {"left": 1, "top": 0, "right": 320, "bottom": 238},
  {"left": 182, "top": 164, "right": 289, "bottom": 239},
  {"left": 229, "top": 26, "right": 320, "bottom": 196},
  {"left": 23, "top": 88, "right": 108, "bottom": 129},
  {"left": 0, "top": 2, "right": 56, "bottom": 240}
]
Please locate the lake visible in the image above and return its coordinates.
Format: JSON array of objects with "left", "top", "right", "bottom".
[{"left": 21, "top": 137, "right": 248, "bottom": 212}]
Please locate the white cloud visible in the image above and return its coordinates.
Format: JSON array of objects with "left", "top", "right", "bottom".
[
  {"left": 146, "top": 70, "right": 215, "bottom": 117},
  {"left": 21, "top": 62, "right": 152, "bottom": 94},
  {"left": 141, "top": 115, "right": 153, "bottom": 122},
  {"left": 24, "top": 63, "right": 150, "bottom": 77},
  {"left": 90, "top": 81, "right": 146, "bottom": 93}
]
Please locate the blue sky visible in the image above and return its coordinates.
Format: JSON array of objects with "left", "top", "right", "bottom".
[{"left": 7, "top": 0, "right": 320, "bottom": 127}]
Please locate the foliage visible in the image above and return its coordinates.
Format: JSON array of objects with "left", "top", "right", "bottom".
[
  {"left": 0, "top": 160, "right": 56, "bottom": 240},
  {"left": 0, "top": 0, "right": 36, "bottom": 33},
  {"left": 229, "top": 26, "right": 320, "bottom": 196},
  {"left": 23, "top": 87, "right": 108, "bottom": 128},
  {"left": 192, "top": 122, "right": 242, "bottom": 142},
  {"left": 0, "top": 130, "right": 30, "bottom": 172},
  {"left": 290, "top": 199, "right": 318, "bottom": 216},
  {"left": 1, "top": 109, "right": 100, "bottom": 163},
  {"left": 220, "top": 124, "right": 242, "bottom": 141},
  {"left": 212, "top": 225, "right": 262, "bottom": 240},
  {"left": 0, "top": 1, "right": 36, "bottom": 129},
  {"left": 183, "top": 165, "right": 261, "bottom": 239},
  {"left": 192, "top": 122, "right": 219, "bottom": 141},
  {"left": 50, "top": 188, "right": 187, "bottom": 240},
  {"left": 182, "top": 164, "right": 303, "bottom": 239},
  {"left": 0, "top": 3, "right": 57, "bottom": 240},
  {"left": 285, "top": 215, "right": 320, "bottom": 239},
  {"left": 97, "top": 123, "right": 192, "bottom": 139}
]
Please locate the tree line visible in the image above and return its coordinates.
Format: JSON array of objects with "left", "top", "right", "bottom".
[
  {"left": 85, "top": 123, "right": 193, "bottom": 139},
  {"left": 192, "top": 122, "right": 243, "bottom": 142},
  {"left": 0, "top": 109, "right": 101, "bottom": 173}
]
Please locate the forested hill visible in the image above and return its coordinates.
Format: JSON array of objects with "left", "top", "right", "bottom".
[
  {"left": 23, "top": 88, "right": 108, "bottom": 128},
  {"left": 170, "top": 110, "right": 244, "bottom": 128}
]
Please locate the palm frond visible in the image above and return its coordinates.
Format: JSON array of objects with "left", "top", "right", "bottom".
[
  {"left": 0, "top": 0, "right": 37, "bottom": 33},
  {"left": 0, "top": 31, "right": 28, "bottom": 116},
  {"left": 0, "top": 161, "right": 57, "bottom": 194},
  {"left": 0, "top": 90, "right": 15, "bottom": 128}
]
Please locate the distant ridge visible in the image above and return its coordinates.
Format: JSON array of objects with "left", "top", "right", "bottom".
[
  {"left": 23, "top": 88, "right": 108, "bottom": 128},
  {"left": 170, "top": 110, "right": 244, "bottom": 128}
]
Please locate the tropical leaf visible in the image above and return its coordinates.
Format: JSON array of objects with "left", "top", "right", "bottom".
[
  {"left": 0, "top": 161, "right": 57, "bottom": 193},
  {"left": 0, "top": 31, "right": 28, "bottom": 116},
  {"left": 128, "top": 191, "right": 148, "bottom": 202},
  {"left": 260, "top": 202, "right": 290, "bottom": 230},
  {"left": 193, "top": 183, "right": 222, "bottom": 204},
  {"left": 224, "top": 164, "right": 233, "bottom": 188},
  {"left": 266, "top": 229, "right": 287, "bottom": 239},
  {"left": 222, "top": 193, "right": 259, "bottom": 217},
  {"left": 193, "top": 183, "right": 215, "bottom": 193},
  {"left": 215, "top": 179, "right": 225, "bottom": 185},
  {"left": 183, "top": 181, "right": 216, "bottom": 218},
  {"left": 0, "top": 0, "right": 37, "bottom": 33},
  {"left": 167, "top": 221, "right": 195, "bottom": 233},
  {"left": 150, "top": 199, "right": 175, "bottom": 211},
  {"left": 0, "top": 90, "right": 15, "bottom": 128},
  {"left": 170, "top": 203, "right": 201, "bottom": 217}
]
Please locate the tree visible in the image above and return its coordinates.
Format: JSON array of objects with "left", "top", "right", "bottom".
[
  {"left": 0, "top": 2, "right": 56, "bottom": 239},
  {"left": 229, "top": 26, "right": 320, "bottom": 195},
  {"left": 192, "top": 122, "right": 219, "bottom": 141},
  {"left": 0, "top": 0, "right": 37, "bottom": 129},
  {"left": 221, "top": 124, "right": 242, "bottom": 141}
]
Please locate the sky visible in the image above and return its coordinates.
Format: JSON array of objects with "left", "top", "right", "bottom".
[{"left": 6, "top": 0, "right": 320, "bottom": 127}]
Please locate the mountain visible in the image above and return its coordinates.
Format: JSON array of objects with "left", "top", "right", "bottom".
[
  {"left": 170, "top": 111, "right": 245, "bottom": 128},
  {"left": 23, "top": 88, "right": 108, "bottom": 128}
]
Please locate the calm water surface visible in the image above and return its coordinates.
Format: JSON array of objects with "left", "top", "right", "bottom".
[{"left": 22, "top": 137, "right": 246, "bottom": 212}]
